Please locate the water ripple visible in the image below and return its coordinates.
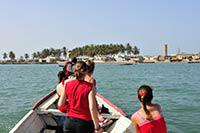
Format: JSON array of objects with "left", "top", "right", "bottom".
[{"left": 0, "top": 63, "right": 200, "bottom": 132}]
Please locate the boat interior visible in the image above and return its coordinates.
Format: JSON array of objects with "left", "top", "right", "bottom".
[{"left": 10, "top": 90, "right": 134, "bottom": 133}]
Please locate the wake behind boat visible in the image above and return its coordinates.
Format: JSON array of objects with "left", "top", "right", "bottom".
[{"left": 10, "top": 90, "right": 134, "bottom": 133}]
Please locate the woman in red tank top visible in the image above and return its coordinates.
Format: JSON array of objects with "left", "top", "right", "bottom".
[
  {"left": 131, "top": 85, "right": 167, "bottom": 133},
  {"left": 58, "top": 61, "right": 102, "bottom": 133}
]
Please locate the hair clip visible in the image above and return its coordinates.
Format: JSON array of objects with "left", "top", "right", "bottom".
[{"left": 139, "top": 90, "right": 147, "bottom": 97}]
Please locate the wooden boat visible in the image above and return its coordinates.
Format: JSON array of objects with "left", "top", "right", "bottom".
[
  {"left": 119, "top": 63, "right": 133, "bottom": 65},
  {"left": 118, "top": 62, "right": 135, "bottom": 65},
  {"left": 10, "top": 90, "right": 134, "bottom": 133}
]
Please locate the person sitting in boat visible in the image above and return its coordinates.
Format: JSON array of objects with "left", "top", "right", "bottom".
[
  {"left": 63, "top": 57, "right": 77, "bottom": 78},
  {"left": 131, "top": 85, "right": 167, "bottom": 133},
  {"left": 56, "top": 71, "right": 69, "bottom": 113},
  {"left": 56, "top": 70, "right": 75, "bottom": 113},
  {"left": 56, "top": 71, "right": 67, "bottom": 96},
  {"left": 58, "top": 61, "right": 102, "bottom": 133}
]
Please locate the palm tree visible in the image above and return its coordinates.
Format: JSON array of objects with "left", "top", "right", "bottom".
[
  {"left": 119, "top": 44, "right": 125, "bottom": 54},
  {"left": 54, "top": 49, "right": 62, "bottom": 58},
  {"left": 132, "top": 46, "right": 140, "bottom": 55},
  {"left": 9, "top": 51, "right": 15, "bottom": 60},
  {"left": 3, "top": 52, "right": 7, "bottom": 60},
  {"left": 24, "top": 53, "right": 29, "bottom": 60},
  {"left": 126, "top": 43, "right": 133, "bottom": 55},
  {"left": 32, "top": 52, "right": 37, "bottom": 59},
  {"left": 41, "top": 49, "right": 50, "bottom": 58},
  {"left": 36, "top": 51, "right": 41, "bottom": 58}
]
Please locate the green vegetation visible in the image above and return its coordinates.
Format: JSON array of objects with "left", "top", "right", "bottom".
[
  {"left": 9, "top": 51, "right": 15, "bottom": 60},
  {"left": 24, "top": 53, "right": 29, "bottom": 60},
  {"left": 3, "top": 52, "right": 8, "bottom": 60},
  {"left": 32, "top": 48, "right": 62, "bottom": 59},
  {"left": 1, "top": 44, "right": 140, "bottom": 61},
  {"left": 70, "top": 43, "right": 140, "bottom": 57}
]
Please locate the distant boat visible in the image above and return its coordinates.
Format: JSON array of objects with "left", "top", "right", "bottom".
[
  {"left": 10, "top": 90, "right": 134, "bottom": 133},
  {"left": 188, "top": 61, "right": 200, "bottom": 63},
  {"left": 119, "top": 62, "right": 134, "bottom": 65}
]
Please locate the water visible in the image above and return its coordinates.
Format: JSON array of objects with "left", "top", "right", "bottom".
[{"left": 0, "top": 63, "right": 200, "bottom": 133}]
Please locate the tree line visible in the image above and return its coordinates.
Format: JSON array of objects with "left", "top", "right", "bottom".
[
  {"left": 2, "top": 43, "right": 140, "bottom": 60},
  {"left": 70, "top": 43, "right": 140, "bottom": 57},
  {"left": 2, "top": 48, "right": 66, "bottom": 60}
]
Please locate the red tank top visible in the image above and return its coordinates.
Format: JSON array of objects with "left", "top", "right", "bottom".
[
  {"left": 137, "top": 113, "right": 167, "bottom": 133},
  {"left": 65, "top": 79, "right": 93, "bottom": 121}
]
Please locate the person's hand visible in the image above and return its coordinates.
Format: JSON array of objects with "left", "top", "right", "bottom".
[
  {"left": 94, "top": 127, "right": 102, "bottom": 133},
  {"left": 98, "top": 115, "right": 104, "bottom": 122}
]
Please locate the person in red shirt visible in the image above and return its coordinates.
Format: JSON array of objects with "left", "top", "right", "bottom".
[
  {"left": 58, "top": 61, "right": 102, "bottom": 133},
  {"left": 131, "top": 85, "right": 167, "bottom": 133}
]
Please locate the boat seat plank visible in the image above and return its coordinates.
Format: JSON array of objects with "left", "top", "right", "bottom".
[
  {"left": 101, "top": 113, "right": 120, "bottom": 119},
  {"left": 37, "top": 109, "right": 66, "bottom": 116},
  {"left": 110, "top": 116, "right": 134, "bottom": 133},
  {"left": 42, "top": 129, "right": 56, "bottom": 133}
]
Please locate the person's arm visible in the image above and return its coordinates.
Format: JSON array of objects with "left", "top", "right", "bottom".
[
  {"left": 58, "top": 84, "right": 66, "bottom": 107},
  {"left": 88, "top": 88, "right": 102, "bottom": 133},
  {"left": 131, "top": 115, "right": 139, "bottom": 133},
  {"left": 56, "top": 83, "right": 63, "bottom": 96}
]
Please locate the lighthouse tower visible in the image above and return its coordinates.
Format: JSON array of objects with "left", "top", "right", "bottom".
[{"left": 164, "top": 44, "right": 168, "bottom": 57}]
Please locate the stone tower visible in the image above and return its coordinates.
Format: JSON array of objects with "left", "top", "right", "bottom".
[{"left": 164, "top": 44, "right": 168, "bottom": 57}]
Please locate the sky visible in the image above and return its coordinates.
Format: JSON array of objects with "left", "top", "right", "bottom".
[{"left": 0, "top": 0, "right": 200, "bottom": 59}]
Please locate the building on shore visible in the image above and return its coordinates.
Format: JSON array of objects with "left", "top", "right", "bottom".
[{"left": 39, "top": 56, "right": 59, "bottom": 63}]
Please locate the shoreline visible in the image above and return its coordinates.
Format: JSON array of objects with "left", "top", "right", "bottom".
[{"left": 1, "top": 60, "right": 199, "bottom": 65}]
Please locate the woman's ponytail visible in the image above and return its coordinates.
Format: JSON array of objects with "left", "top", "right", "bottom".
[
  {"left": 73, "top": 61, "right": 87, "bottom": 80},
  {"left": 141, "top": 96, "right": 152, "bottom": 120},
  {"left": 138, "top": 85, "right": 153, "bottom": 121}
]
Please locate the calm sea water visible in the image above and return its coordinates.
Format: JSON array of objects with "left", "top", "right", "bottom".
[{"left": 0, "top": 63, "right": 200, "bottom": 133}]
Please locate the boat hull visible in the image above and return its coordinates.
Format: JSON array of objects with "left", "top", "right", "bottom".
[{"left": 10, "top": 90, "right": 134, "bottom": 133}]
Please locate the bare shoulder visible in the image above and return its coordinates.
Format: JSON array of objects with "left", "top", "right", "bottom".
[
  {"left": 56, "top": 83, "right": 62, "bottom": 90},
  {"left": 89, "top": 77, "right": 95, "bottom": 84},
  {"left": 152, "top": 103, "right": 162, "bottom": 112},
  {"left": 56, "top": 83, "right": 63, "bottom": 96},
  {"left": 131, "top": 110, "right": 140, "bottom": 124}
]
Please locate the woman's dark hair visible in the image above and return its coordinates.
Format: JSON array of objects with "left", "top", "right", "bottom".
[
  {"left": 74, "top": 61, "right": 88, "bottom": 79},
  {"left": 137, "top": 85, "right": 153, "bottom": 120},
  {"left": 71, "top": 57, "right": 77, "bottom": 64},
  {"left": 85, "top": 60, "right": 95, "bottom": 73},
  {"left": 57, "top": 71, "right": 66, "bottom": 83}
]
